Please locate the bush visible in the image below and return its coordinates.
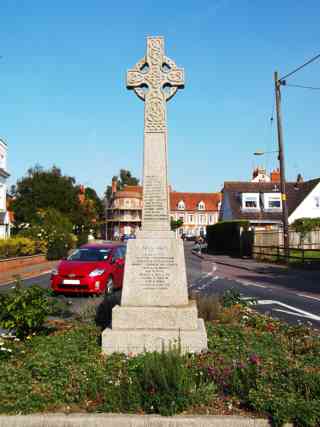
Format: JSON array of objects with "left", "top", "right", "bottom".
[
  {"left": 0, "top": 237, "right": 38, "bottom": 259},
  {"left": 137, "top": 349, "right": 212, "bottom": 415},
  {"left": 46, "top": 237, "right": 69, "bottom": 260},
  {"left": 0, "top": 284, "right": 50, "bottom": 338},
  {"left": 16, "top": 237, "right": 36, "bottom": 256},
  {"left": 101, "top": 348, "right": 215, "bottom": 415},
  {"left": 77, "top": 231, "right": 89, "bottom": 247},
  {"left": 20, "top": 208, "right": 76, "bottom": 260}
]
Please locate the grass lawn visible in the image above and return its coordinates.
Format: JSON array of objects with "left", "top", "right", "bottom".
[{"left": 0, "top": 291, "right": 320, "bottom": 426}]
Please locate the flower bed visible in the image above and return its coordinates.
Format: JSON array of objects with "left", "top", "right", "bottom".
[{"left": 0, "top": 291, "right": 319, "bottom": 426}]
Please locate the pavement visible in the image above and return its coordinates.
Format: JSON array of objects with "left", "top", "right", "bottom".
[
  {"left": 0, "top": 414, "right": 291, "bottom": 427},
  {"left": 0, "top": 260, "right": 57, "bottom": 286}
]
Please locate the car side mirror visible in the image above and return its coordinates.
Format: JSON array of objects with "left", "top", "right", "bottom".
[{"left": 115, "top": 258, "right": 124, "bottom": 268}]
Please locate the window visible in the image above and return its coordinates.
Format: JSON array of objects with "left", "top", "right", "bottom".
[
  {"left": 268, "top": 198, "right": 281, "bottom": 208},
  {"left": 315, "top": 196, "right": 320, "bottom": 208},
  {"left": 198, "top": 201, "right": 205, "bottom": 210},
  {"left": 68, "top": 248, "right": 112, "bottom": 261},
  {"left": 245, "top": 198, "right": 257, "bottom": 208},
  {"left": 199, "top": 214, "right": 206, "bottom": 224},
  {"left": 242, "top": 193, "right": 259, "bottom": 210},
  {"left": 263, "top": 193, "right": 282, "bottom": 210},
  {"left": 188, "top": 214, "right": 194, "bottom": 223},
  {"left": 177, "top": 200, "right": 185, "bottom": 210},
  {"left": 208, "top": 215, "right": 213, "bottom": 224}
]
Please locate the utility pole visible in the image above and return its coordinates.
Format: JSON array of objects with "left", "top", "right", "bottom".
[{"left": 274, "top": 71, "right": 289, "bottom": 262}]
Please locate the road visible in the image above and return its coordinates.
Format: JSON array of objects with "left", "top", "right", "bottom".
[
  {"left": 1, "top": 242, "right": 320, "bottom": 329},
  {"left": 185, "top": 242, "right": 320, "bottom": 329}
]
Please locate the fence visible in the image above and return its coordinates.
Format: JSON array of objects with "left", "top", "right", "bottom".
[
  {"left": 254, "top": 229, "right": 320, "bottom": 250},
  {"left": 253, "top": 229, "right": 320, "bottom": 267},
  {"left": 252, "top": 245, "right": 320, "bottom": 267}
]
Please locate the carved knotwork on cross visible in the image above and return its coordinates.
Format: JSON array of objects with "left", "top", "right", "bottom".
[{"left": 127, "top": 36, "right": 184, "bottom": 133}]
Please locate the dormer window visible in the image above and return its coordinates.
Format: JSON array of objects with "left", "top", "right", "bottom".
[
  {"left": 177, "top": 200, "right": 185, "bottom": 210},
  {"left": 242, "top": 193, "right": 259, "bottom": 210},
  {"left": 198, "top": 201, "right": 205, "bottom": 210},
  {"left": 263, "top": 193, "right": 282, "bottom": 210}
]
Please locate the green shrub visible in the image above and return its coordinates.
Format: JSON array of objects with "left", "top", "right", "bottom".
[
  {"left": 77, "top": 231, "right": 89, "bottom": 247},
  {"left": 0, "top": 284, "right": 50, "bottom": 338},
  {"left": 46, "top": 237, "right": 69, "bottom": 260},
  {"left": 101, "top": 348, "right": 215, "bottom": 416},
  {"left": 0, "top": 240, "right": 6, "bottom": 258},
  {"left": 137, "top": 348, "right": 208, "bottom": 415},
  {"left": 16, "top": 237, "right": 36, "bottom": 256},
  {"left": 0, "top": 237, "right": 37, "bottom": 259}
]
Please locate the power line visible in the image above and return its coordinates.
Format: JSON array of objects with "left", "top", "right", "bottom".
[
  {"left": 279, "top": 53, "right": 320, "bottom": 81},
  {"left": 281, "top": 82, "right": 320, "bottom": 90}
]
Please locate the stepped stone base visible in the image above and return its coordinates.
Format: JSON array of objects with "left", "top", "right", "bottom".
[
  {"left": 102, "top": 318, "right": 207, "bottom": 355},
  {"left": 112, "top": 301, "right": 199, "bottom": 330}
]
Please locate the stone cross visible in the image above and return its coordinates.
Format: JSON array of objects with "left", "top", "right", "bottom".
[
  {"left": 102, "top": 36, "right": 207, "bottom": 355},
  {"left": 127, "top": 36, "right": 184, "bottom": 232}
]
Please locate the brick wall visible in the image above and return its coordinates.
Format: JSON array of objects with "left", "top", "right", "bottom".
[{"left": 0, "top": 254, "right": 46, "bottom": 273}]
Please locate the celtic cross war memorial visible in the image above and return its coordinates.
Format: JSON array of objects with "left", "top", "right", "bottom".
[{"left": 102, "top": 36, "right": 207, "bottom": 355}]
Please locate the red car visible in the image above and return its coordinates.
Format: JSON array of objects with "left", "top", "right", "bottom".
[{"left": 50, "top": 243, "right": 126, "bottom": 295}]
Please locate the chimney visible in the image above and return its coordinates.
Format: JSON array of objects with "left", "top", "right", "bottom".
[
  {"left": 78, "top": 185, "right": 85, "bottom": 204},
  {"left": 270, "top": 168, "right": 280, "bottom": 182},
  {"left": 296, "top": 173, "right": 304, "bottom": 183},
  {"left": 112, "top": 177, "right": 117, "bottom": 194}
]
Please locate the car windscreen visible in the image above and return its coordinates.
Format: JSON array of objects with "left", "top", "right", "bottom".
[{"left": 68, "top": 248, "right": 112, "bottom": 262}]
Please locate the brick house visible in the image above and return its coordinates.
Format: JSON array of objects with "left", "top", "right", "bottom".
[{"left": 106, "top": 180, "right": 221, "bottom": 239}]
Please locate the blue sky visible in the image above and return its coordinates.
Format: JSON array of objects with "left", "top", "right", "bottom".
[{"left": 1, "top": 1, "right": 319, "bottom": 196}]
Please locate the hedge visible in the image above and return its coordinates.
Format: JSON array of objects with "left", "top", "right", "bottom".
[
  {"left": 0, "top": 237, "right": 39, "bottom": 260},
  {"left": 206, "top": 220, "right": 253, "bottom": 256}
]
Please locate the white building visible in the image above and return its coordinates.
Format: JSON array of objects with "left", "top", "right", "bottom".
[{"left": 0, "top": 138, "right": 11, "bottom": 239}]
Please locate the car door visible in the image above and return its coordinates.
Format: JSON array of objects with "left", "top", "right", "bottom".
[{"left": 112, "top": 246, "right": 126, "bottom": 288}]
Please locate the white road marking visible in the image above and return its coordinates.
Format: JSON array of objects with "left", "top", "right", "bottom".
[
  {"left": 257, "top": 300, "right": 320, "bottom": 322},
  {"left": 240, "top": 281, "right": 266, "bottom": 289},
  {"left": 297, "top": 293, "right": 320, "bottom": 302},
  {"left": 274, "top": 309, "right": 315, "bottom": 320}
]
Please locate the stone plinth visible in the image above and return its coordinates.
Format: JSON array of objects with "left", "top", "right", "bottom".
[
  {"left": 102, "top": 235, "right": 208, "bottom": 355},
  {"left": 102, "top": 319, "right": 207, "bottom": 355}
]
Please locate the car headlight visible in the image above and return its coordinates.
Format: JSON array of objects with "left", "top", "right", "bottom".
[
  {"left": 51, "top": 269, "right": 58, "bottom": 276},
  {"left": 89, "top": 269, "right": 106, "bottom": 277}
]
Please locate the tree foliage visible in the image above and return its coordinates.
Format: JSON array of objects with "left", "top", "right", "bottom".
[
  {"left": 291, "top": 217, "right": 320, "bottom": 246},
  {"left": 12, "top": 165, "right": 103, "bottom": 232},
  {"left": 105, "top": 169, "right": 140, "bottom": 200},
  {"left": 12, "top": 165, "right": 80, "bottom": 226},
  {"left": 170, "top": 219, "right": 183, "bottom": 231}
]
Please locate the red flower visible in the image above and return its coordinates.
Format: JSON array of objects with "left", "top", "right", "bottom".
[{"left": 249, "top": 354, "right": 261, "bottom": 365}]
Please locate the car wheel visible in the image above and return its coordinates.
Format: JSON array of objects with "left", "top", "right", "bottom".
[{"left": 106, "top": 277, "right": 114, "bottom": 295}]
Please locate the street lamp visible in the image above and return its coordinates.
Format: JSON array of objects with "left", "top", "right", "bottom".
[
  {"left": 253, "top": 72, "right": 290, "bottom": 263},
  {"left": 253, "top": 150, "right": 279, "bottom": 157}
]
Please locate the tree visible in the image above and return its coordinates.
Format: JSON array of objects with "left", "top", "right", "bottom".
[
  {"left": 104, "top": 169, "right": 140, "bottom": 200},
  {"left": 85, "top": 187, "right": 105, "bottom": 220},
  {"left": 12, "top": 165, "right": 99, "bottom": 233},
  {"left": 171, "top": 218, "right": 183, "bottom": 231}
]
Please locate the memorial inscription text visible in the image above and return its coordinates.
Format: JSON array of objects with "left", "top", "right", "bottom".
[{"left": 132, "top": 245, "right": 177, "bottom": 289}]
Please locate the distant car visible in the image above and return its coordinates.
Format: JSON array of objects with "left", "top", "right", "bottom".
[
  {"left": 120, "top": 234, "right": 136, "bottom": 241},
  {"left": 50, "top": 243, "right": 126, "bottom": 295}
]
